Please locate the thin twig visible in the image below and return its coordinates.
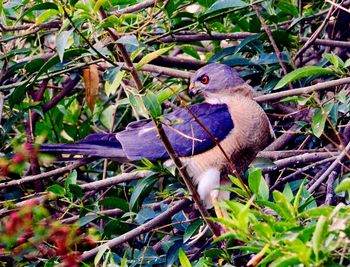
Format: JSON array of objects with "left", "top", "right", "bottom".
[
  {"left": 80, "top": 170, "right": 153, "bottom": 191},
  {"left": 293, "top": 3, "right": 335, "bottom": 62},
  {"left": 154, "top": 122, "right": 221, "bottom": 237},
  {"left": 253, "top": 5, "right": 290, "bottom": 77},
  {"left": 254, "top": 77, "right": 350, "bottom": 102},
  {"left": 308, "top": 141, "right": 350, "bottom": 193},
  {"left": 114, "top": 0, "right": 160, "bottom": 16},
  {"left": 80, "top": 198, "right": 191, "bottom": 260},
  {"left": 269, "top": 156, "right": 336, "bottom": 191},
  {"left": 0, "top": 92, "right": 4, "bottom": 123},
  {"left": 60, "top": 208, "right": 124, "bottom": 224},
  {"left": 262, "top": 152, "right": 337, "bottom": 173},
  {"left": 258, "top": 149, "right": 338, "bottom": 160},
  {"left": 324, "top": 166, "right": 339, "bottom": 205},
  {"left": 0, "top": 159, "right": 94, "bottom": 190}
]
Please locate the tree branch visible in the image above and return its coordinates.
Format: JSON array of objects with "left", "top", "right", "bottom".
[
  {"left": 80, "top": 198, "right": 191, "bottom": 260},
  {"left": 80, "top": 170, "right": 153, "bottom": 191},
  {"left": 308, "top": 141, "right": 350, "bottom": 193},
  {"left": 114, "top": 0, "right": 160, "bottom": 16},
  {"left": 254, "top": 77, "right": 350, "bottom": 102},
  {"left": 0, "top": 159, "right": 94, "bottom": 190}
]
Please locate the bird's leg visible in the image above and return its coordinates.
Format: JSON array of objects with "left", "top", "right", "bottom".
[
  {"left": 210, "top": 190, "right": 229, "bottom": 235},
  {"left": 211, "top": 190, "right": 229, "bottom": 219}
]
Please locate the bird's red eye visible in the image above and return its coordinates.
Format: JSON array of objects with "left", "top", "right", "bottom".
[{"left": 200, "top": 75, "right": 209, "bottom": 84}]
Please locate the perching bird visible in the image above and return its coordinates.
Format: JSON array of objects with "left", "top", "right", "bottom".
[{"left": 41, "top": 63, "right": 273, "bottom": 215}]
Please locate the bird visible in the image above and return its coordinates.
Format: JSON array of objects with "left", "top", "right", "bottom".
[{"left": 40, "top": 63, "right": 273, "bottom": 217}]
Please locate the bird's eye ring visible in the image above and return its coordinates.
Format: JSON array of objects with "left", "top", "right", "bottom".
[{"left": 200, "top": 75, "right": 209, "bottom": 84}]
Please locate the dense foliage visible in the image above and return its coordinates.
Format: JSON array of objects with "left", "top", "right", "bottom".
[{"left": 0, "top": 0, "right": 350, "bottom": 266}]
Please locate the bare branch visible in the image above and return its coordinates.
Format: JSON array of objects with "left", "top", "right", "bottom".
[
  {"left": 81, "top": 198, "right": 191, "bottom": 260},
  {"left": 80, "top": 170, "right": 153, "bottom": 191},
  {"left": 253, "top": 5, "right": 290, "bottom": 77},
  {"left": 254, "top": 77, "right": 350, "bottom": 102},
  {"left": 0, "top": 159, "right": 94, "bottom": 190},
  {"left": 114, "top": 0, "right": 161, "bottom": 16},
  {"left": 308, "top": 141, "right": 350, "bottom": 193},
  {"left": 293, "top": 3, "right": 335, "bottom": 62},
  {"left": 262, "top": 152, "right": 338, "bottom": 173}
]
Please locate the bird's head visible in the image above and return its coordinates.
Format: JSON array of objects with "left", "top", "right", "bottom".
[{"left": 189, "top": 63, "right": 253, "bottom": 101}]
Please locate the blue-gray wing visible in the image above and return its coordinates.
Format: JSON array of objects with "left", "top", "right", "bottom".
[{"left": 116, "top": 102, "right": 234, "bottom": 160}]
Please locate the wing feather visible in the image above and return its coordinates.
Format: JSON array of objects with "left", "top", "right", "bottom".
[{"left": 116, "top": 102, "right": 234, "bottom": 160}]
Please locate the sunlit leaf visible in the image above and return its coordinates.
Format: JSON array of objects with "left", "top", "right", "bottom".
[
  {"left": 275, "top": 66, "right": 333, "bottom": 89},
  {"left": 178, "top": 248, "right": 192, "bottom": 267},
  {"left": 143, "top": 91, "right": 162, "bottom": 118},
  {"left": 335, "top": 178, "right": 350, "bottom": 193},
  {"left": 312, "top": 216, "right": 327, "bottom": 262},
  {"left": 105, "top": 69, "right": 124, "bottom": 97},
  {"left": 18, "top": 2, "right": 58, "bottom": 21},
  {"left": 206, "top": 0, "right": 248, "bottom": 14},
  {"left": 56, "top": 29, "right": 74, "bottom": 62},
  {"left": 311, "top": 100, "right": 334, "bottom": 138},
  {"left": 136, "top": 46, "right": 174, "bottom": 70},
  {"left": 46, "top": 184, "right": 65, "bottom": 197}
]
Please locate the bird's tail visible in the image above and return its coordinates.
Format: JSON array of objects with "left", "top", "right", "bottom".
[{"left": 40, "top": 133, "right": 128, "bottom": 160}]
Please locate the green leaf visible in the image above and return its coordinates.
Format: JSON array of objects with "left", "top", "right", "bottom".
[
  {"left": 335, "top": 178, "right": 350, "bottom": 193},
  {"left": 248, "top": 169, "right": 269, "bottom": 201},
  {"left": 311, "top": 101, "right": 334, "bottom": 138},
  {"left": 323, "top": 52, "right": 344, "bottom": 69},
  {"left": 184, "top": 220, "right": 202, "bottom": 243},
  {"left": 103, "top": 220, "right": 129, "bottom": 238},
  {"left": 136, "top": 46, "right": 173, "bottom": 70},
  {"left": 68, "top": 184, "right": 83, "bottom": 199},
  {"left": 293, "top": 179, "right": 306, "bottom": 212},
  {"left": 93, "top": 0, "right": 108, "bottom": 13},
  {"left": 47, "top": 184, "right": 65, "bottom": 197},
  {"left": 77, "top": 214, "right": 99, "bottom": 227},
  {"left": 206, "top": 0, "right": 248, "bottom": 14},
  {"left": 116, "top": 35, "right": 139, "bottom": 48},
  {"left": 344, "top": 58, "right": 350, "bottom": 68},
  {"left": 178, "top": 248, "right": 192, "bottom": 267},
  {"left": 36, "top": 9, "right": 59, "bottom": 24},
  {"left": 270, "top": 255, "right": 300, "bottom": 267},
  {"left": 18, "top": 2, "right": 58, "bottom": 21},
  {"left": 181, "top": 45, "right": 200, "bottom": 60},
  {"left": 130, "top": 175, "right": 158, "bottom": 209},
  {"left": 311, "top": 108, "right": 326, "bottom": 138},
  {"left": 100, "top": 105, "right": 116, "bottom": 129},
  {"left": 31, "top": 48, "right": 89, "bottom": 86},
  {"left": 143, "top": 91, "right": 162, "bottom": 118},
  {"left": 282, "top": 183, "right": 294, "bottom": 202},
  {"left": 127, "top": 92, "right": 149, "bottom": 119},
  {"left": 299, "top": 206, "right": 333, "bottom": 218},
  {"left": 275, "top": 66, "right": 333, "bottom": 89},
  {"left": 312, "top": 216, "right": 327, "bottom": 262},
  {"left": 272, "top": 191, "right": 295, "bottom": 220},
  {"left": 99, "top": 197, "right": 129, "bottom": 211},
  {"left": 94, "top": 245, "right": 109, "bottom": 266},
  {"left": 105, "top": 70, "right": 124, "bottom": 97},
  {"left": 9, "top": 84, "right": 27, "bottom": 107},
  {"left": 65, "top": 170, "right": 77, "bottom": 192},
  {"left": 56, "top": 29, "right": 74, "bottom": 62}
]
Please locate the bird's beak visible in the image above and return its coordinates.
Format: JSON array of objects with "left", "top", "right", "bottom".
[{"left": 188, "top": 83, "right": 199, "bottom": 97}]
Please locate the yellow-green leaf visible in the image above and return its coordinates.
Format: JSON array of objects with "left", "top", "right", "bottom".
[
  {"left": 136, "top": 46, "right": 173, "bottom": 70},
  {"left": 178, "top": 248, "right": 192, "bottom": 267},
  {"left": 275, "top": 66, "right": 333, "bottom": 89},
  {"left": 105, "top": 70, "right": 124, "bottom": 97}
]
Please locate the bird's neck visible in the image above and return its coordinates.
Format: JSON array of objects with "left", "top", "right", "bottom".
[{"left": 205, "top": 83, "right": 254, "bottom": 104}]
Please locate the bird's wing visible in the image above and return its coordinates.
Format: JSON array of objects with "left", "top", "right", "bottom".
[
  {"left": 116, "top": 102, "right": 234, "bottom": 160},
  {"left": 40, "top": 103, "right": 234, "bottom": 161}
]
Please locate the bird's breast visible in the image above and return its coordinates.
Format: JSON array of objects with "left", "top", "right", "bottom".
[{"left": 181, "top": 96, "right": 271, "bottom": 184}]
